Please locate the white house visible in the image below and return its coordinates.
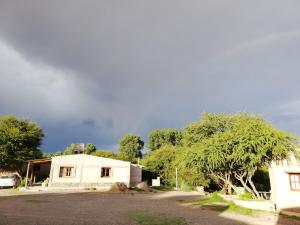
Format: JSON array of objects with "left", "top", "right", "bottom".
[
  {"left": 47, "top": 154, "right": 142, "bottom": 188},
  {"left": 269, "top": 153, "right": 300, "bottom": 210}
]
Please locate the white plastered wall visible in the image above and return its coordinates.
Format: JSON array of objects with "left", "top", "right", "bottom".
[
  {"left": 49, "top": 154, "right": 131, "bottom": 187},
  {"left": 269, "top": 154, "right": 300, "bottom": 210}
]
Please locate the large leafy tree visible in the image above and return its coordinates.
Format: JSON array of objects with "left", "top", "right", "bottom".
[
  {"left": 182, "top": 112, "right": 231, "bottom": 147},
  {"left": 148, "top": 129, "right": 182, "bottom": 151},
  {"left": 173, "top": 146, "right": 209, "bottom": 187},
  {"left": 0, "top": 115, "right": 44, "bottom": 168},
  {"left": 119, "top": 134, "right": 144, "bottom": 163},
  {"left": 193, "top": 113, "right": 297, "bottom": 198},
  {"left": 141, "top": 145, "right": 178, "bottom": 184},
  {"left": 142, "top": 145, "right": 209, "bottom": 187},
  {"left": 229, "top": 114, "right": 296, "bottom": 198}
]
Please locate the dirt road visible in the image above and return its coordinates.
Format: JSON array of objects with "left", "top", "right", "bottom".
[{"left": 0, "top": 191, "right": 298, "bottom": 225}]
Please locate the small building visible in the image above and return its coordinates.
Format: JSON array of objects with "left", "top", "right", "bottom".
[
  {"left": 47, "top": 154, "right": 142, "bottom": 188},
  {"left": 25, "top": 159, "right": 51, "bottom": 185},
  {"left": 269, "top": 153, "right": 300, "bottom": 210}
]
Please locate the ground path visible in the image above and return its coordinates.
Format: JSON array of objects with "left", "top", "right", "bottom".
[{"left": 0, "top": 190, "right": 298, "bottom": 225}]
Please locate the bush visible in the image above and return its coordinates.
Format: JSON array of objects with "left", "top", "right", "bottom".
[
  {"left": 252, "top": 167, "right": 271, "bottom": 192},
  {"left": 19, "top": 177, "right": 26, "bottom": 187},
  {"left": 180, "top": 181, "right": 194, "bottom": 192},
  {"left": 239, "top": 192, "right": 253, "bottom": 200},
  {"left": 142, "top": 170, "right": 157, "bottom": 185}
]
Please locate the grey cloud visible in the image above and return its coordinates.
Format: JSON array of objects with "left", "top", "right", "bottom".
[{"left": 0, "top": 0, "right": 300, "bottom": 151}]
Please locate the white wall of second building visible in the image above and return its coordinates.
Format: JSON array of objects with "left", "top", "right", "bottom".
[{"left": 269, "top": 154, "right": 300, "bottom": 210}]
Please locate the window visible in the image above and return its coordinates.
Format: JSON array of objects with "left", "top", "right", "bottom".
[
  {"left": 289, "top": 173, "right": 300, "bottom": 191},
  {"left": 59, "top": 167, "right": 74, "bottom": 177},
  {"left": 101, "top": 167, "right": 111, "bottom": 178}
]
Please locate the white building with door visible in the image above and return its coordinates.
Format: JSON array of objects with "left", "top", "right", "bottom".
[
  {"left": 48, "top": 154, "right": 142, "bottom": 188},
  {"left": 269, "top": 153, "right": 300, "bottom": 210}
]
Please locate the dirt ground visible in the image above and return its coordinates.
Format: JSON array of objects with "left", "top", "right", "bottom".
[{"left": 0, "top": 191, "right": 299, "bottom": 225}]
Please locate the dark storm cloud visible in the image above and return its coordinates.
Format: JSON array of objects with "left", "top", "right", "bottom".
[{"left": 1, "top": 0, "right": 300, "bottom": 151}]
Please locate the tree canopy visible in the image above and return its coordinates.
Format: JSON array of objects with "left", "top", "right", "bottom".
[
  {"left": 141, "top": 145, "right": 178, "bottom": 184},
  {"left": 84, "top": 143, "right": 97, "bottom": 154},
  {"left": 63, "top": 143, "right": 77, "bottom": 155},
  {"left": 141, "top": 112, "right": 297, "bottom": 198},
  {"left": 148, "top": 128, "right": 182, "bottom": 150},
  {"left": 0, "top": 115, "right": 44, "bottom": 168},
  {"left": 142, "top": 145, "right": 209, "bottom": 187},
  {"left": 63, "top": 143, "right": 97, "bottom": 155},
  {"left": 186, "top": 113, "right": 297, "bottom": 197},
  {"left": 92, "top": 150, "right": 119, "bottom": 159},
  {"left": 119, "top": 134, "right": 144, "bottom": 163},
  {"left": 182, "top": 112, "right": 230, "bottom": 146}
]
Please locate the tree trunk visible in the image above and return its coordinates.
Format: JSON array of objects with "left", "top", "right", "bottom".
[
  {"left": 235, "top": 174, "right": 255, "bottom": 198},
  {"left": 248, "top": 176, "right": 260, "bottom": 199},
  {"left": 216, "top": 174, "right": 238, "bottom": 195}
]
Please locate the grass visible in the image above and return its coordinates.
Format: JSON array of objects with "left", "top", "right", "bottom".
[
  {"left": 238, "top": 192, "right": 254, "bottom": 201},
  {"left": 8, "top": 187, "right": 20, "bottom": 193},
  {"left": 191, "top": 192, "right": 254, "bottom": 216},
  {"left": 25, "top": 199, "right": 50, "bottom": 204},
  {"left": 125, "top": 211, "right": 188, "bottom": 225},
  {"left": 179, "top": 182, "right": 194, "bottom": 192}
]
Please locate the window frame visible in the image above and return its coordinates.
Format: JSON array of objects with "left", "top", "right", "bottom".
[
  {"left": 59, "top": 166, "right": 75, "bottom": 178},
  {"left": 101, "top": 167, "right": 111, "bottom": 178},
  {"left": 289, "top": 173, "right": 300, "bottom": 191}
]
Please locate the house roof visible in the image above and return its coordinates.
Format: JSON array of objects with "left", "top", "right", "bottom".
[{"left": 27, "top": 158, "right": 52, "bottom": 164}]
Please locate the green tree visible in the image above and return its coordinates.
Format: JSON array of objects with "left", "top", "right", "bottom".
[
  {"left": 42, "top": 151, "right": 63, "bottom": 158},
  {"left": 119, "top": 134, "right": 144, "bottom": 163},
  {"left": 182, "top": 112, "right": 231, "bottom": 147},
  {"left": 193, "top": 113, "right": 296, "bottom": 198},
  {"left": 63, "top": 143, "right": 77, "bottom": 155},
  {"left": 141, "top": 145, "right": 209, "bottom": 187},
  {"left": 141, "top": 145, "right": 178, "bottom": 184},
  {"left": 92, "top": 150, "right": 119, "bottom": 159},
  {"left": 148, "top": 129, "right": 182, "bottom": 151},
  {"left": 174, "top": 146, "right": 209, "bottom": 188},
  {"left": 84, "top": 143, "right": 96, "bottom": 154},
  {"left": 0, "top": 115, "right": 44, "bottom": 168}
]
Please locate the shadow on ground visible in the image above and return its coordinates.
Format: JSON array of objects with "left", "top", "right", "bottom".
[
  {"left": 276, "top": 207, "right": 300, "bottom": 225},
  {"left": 0, "top": 191, "right": 247, "bottom": 225},
  {"left": 0, "top": 191, "right": 298, "bottom": 225}
]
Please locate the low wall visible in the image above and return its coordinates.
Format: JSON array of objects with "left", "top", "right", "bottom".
[
  {"left": 20, "top": 186, "right": 111, "bottom": 193},
  {"left": 233, "top": 199, "right": 275, "bottom": 211},
  {"left": 221, "top": 195, "right": 276, "bottom": 212},
  {"left": 49, "top": 182, "right": 115, "bottom": 188}
]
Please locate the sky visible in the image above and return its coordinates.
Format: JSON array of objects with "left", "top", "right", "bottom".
[{"left": 1, "top": 0, "right": 300, "bottom": 152}]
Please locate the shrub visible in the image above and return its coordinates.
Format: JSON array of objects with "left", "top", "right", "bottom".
[{"left": 239, "top": 192, "right": 253, "bottom": 200}]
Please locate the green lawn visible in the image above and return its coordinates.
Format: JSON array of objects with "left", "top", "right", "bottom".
[{"left": 191, "top": 192, "right": 254, "bottom": 216}]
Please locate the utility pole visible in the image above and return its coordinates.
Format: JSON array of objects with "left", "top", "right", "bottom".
[
  {"left": 175, "top": 167, "right": 178, "bottom": 191},
  {"left": 25, "top": 162, "right": 30, "bottom": 189}
]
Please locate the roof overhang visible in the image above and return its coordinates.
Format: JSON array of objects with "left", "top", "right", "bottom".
[{"left": 27, "top": 158, "right": 52, "bottom": 164}]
